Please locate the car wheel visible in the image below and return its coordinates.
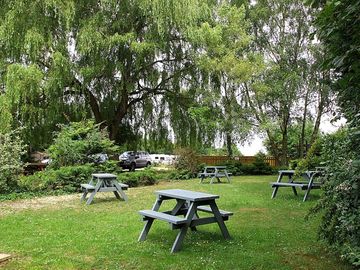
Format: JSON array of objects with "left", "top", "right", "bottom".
[
  {"left": 146, "top": 162, "right": 151, "bottom": 167},
  {"left": 129, "top": 163, "right": 136, "bottom": 171}
]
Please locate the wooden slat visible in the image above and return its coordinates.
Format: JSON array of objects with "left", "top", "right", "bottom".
[
  {"left": 80, "top": 184, "right": 95, "bottom": 190},
  {"left": 197, "top": 206, "right": 233, "bottom": 217},
  {"left": 139, "top": 210, "right": 187, "bottom": 225}
]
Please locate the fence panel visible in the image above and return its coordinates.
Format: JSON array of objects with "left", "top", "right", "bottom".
[{"left": 198, "top": 156, "right": 277, "bottom": 167}]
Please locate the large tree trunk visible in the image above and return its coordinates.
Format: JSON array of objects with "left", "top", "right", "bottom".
[
  {"left": 226, "top": 132, "right": 233, "bottom": 157},
  {"left": 300, "top": 89, "right": 310, "bottom": 158}
]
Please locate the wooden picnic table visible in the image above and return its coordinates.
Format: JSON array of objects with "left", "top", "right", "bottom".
[
  {"left": 270, "top": 170, "right": 324, "bottom": 202},
  {"left": 198, "top": 166, "right": 231, "bottom": 184},
  {"left": 138, "top": 189, "right": 233, "bottom": 253},
  {"left": 80, "top": 173, "right": 128, "bottom": 205}
]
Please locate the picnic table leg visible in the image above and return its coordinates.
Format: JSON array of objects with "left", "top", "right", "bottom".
[
  {"left": 80, "top": 190, "right": 88, "bottom": 202},
  {"left": 288, "top": 175, "right": 298, "bottom": 196},
  {"left": 225, "top": 171, "right": 231, "bottom": 183},
  {"left": 86, "top": 180, "right": 102, "bottom": 205},
  {"left": 209, "top": 201, "right": 231, "bottom": 239},
  {"left": 171, "top": 202, "right": 197, "bottom": 253},
  {"left": 113, "top": 191, "right": 121, "bottom": 200},
  {"left": 138, "top": 197, "right": 163, "bottom": 242},
  {"left": 271, "top": 173, "right": 283, "bottom": 199},
  {"left": 113, "top": 181, "right": 128, "bottom": 202},
  {"left": 303, "top": 174, "right": 315, "bottom": 202}
]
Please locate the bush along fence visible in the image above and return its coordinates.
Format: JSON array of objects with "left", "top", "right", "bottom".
[{"left": 198, "top": 156, "right": 278, "bottom": 167}]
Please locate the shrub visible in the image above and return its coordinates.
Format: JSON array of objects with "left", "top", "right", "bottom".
[
  {"left": 221, "top": 155, "right": 273, "bottom": 176},
  {"left": 117, "top": 169, "right": 158, "bottom": 187},
  {"left": 309, "top": 129, "right": 360, "bottom": 266},
  {"left": 19, "top": 164, "right": 96, "bottom": 192},
  {"left": 48, "top": 120, "right": 119, "bottom": 169},
  {"left": 173, "top": 148, "right": 201, "bottom": 178},
  {"left": 168, "top": 169, "right": 196, "bottom": 180},
  {"left": 0, "top": 131, "right": 26, "bottom": 193}
]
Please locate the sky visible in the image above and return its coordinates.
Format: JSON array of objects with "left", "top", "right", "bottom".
[{"left": 238, "top": 116, "right": 347, "bottom": 156}]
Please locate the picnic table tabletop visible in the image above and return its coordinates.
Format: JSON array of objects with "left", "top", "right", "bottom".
[{"left": 156, "top": 189, "right": 220, "bottom": 201}]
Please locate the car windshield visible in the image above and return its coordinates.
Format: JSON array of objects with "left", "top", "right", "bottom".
[{"left": 120, "top": 151, "right": 134, "bottom": 158}]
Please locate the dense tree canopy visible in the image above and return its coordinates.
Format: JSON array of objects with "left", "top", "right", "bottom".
[
  {"left": 0, "top": 0, "right": 335, "bottom": 158},
  {"left": 308, "top": 0, "right": 360, "bottom": 266}
]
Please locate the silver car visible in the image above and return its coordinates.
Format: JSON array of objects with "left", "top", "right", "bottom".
[{"left": 119, "top": 151, "right": 152, "bottom": 171}]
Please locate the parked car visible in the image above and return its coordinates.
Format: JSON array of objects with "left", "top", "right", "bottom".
[{"left": 118, "top": 151, "right": 152, "bottom": 171}]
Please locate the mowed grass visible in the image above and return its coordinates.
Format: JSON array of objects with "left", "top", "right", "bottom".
[{"left": 0, "top": 176, "right": 352, "bottom": 270}]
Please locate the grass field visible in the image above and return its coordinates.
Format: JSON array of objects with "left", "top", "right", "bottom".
[{"left": 0, "top": 176, "right": 352, "bottom": 270}]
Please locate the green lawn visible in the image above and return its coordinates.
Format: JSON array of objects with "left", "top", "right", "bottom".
[{"left": 0, "top": 176, "right": 352, "bottom": 270}]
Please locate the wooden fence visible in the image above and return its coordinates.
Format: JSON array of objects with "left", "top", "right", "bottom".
[{"left": 198, "top": 155, "right": 278, "bottom": 167}]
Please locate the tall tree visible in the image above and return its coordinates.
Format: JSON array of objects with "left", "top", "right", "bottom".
[
  {"left": 245, "top": 0, "right": 331, "bottom": 164},
  {"left": 0, "top": 0, "right": 212, "bottom": 149},
  {"left": 188, "top": 3, "right": 260, "bottom": 157}
]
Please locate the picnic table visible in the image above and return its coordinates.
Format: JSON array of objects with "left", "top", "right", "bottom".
[
  {"left": 80, "top": 173, "right": 128, "bottom": 205},
  {"left": 270, "top": 170, "right": 324, "bottom": 202},
  {"left": 198, "top": 166, "right": 231, "bottom": 184},
  {"left": 138, "top": 189, "right": 233, "bottom": 253}
]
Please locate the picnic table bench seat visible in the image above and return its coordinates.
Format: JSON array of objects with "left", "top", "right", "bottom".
[
  {"left": 196, "top": 206, "right": 233, "bottom": 217},
  {"left": 271, "top": 182, "right": 322, "bottom": 190},
  {"left": 81, "top": 183, "right": 95, "bottom": 190},
  {"left": 139, "top": 210, "right": 187, "bottom": 225}
]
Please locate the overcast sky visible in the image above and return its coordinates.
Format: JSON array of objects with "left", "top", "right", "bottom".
[{"left": 238, "top": 116, "right": 347, "bottom": 155}]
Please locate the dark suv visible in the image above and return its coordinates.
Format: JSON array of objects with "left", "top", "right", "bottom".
[{"left": 118, "top": 151, "right": 152, "bottom": 171}]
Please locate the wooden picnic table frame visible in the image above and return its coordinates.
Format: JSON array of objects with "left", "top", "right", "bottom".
[
  {"left": 80, "top": 173, "right": 128, "bottom": 205},
  {"left": 138, "top": 189, "right": 233, "bottom": 253},
  {"left": 198, "top": 166, "right": 231, "bottom": 184},
  {"left": 270, "top": 170, "right": 323, "bottom": 202}
]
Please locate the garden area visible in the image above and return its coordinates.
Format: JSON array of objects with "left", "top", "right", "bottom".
[
  {"left": 0, "top": 176, "right": 353, "bottom": 270},
  {"left": 0, "top": 0, "right": 359, "bottom": 269}
]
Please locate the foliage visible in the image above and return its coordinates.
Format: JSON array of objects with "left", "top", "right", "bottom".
[
  {"left": 308, "top": 129, "right": 360, "bottom": 266},
  {"left": 0, "top": 0, "right": 214, "bottom": 151},
  {"left": 188, "top": 3, "right": 257, "bottom": 156},
  {"left": 0, "top": 130, "right": 26, "bottom": 193},
  {"left": 116, "top": 169, "right": 158, "bottom": 187},
  {"left": 48, "top": 120, "right": 119, "bottom": 169},
  {"left": 222, "top": 155, "right": 274, "bottom": 176},
  {"left": 19, "top": 164, "right": 96, "bottom": 192},
  {"left": 264, "top": 121, "right": 318, "bottom": 161},
  {"left": 308, "top": 0, "right": 360, "bottom": 266},
  {"left": 293, "top": 138, "right": 323, "bottom": 172},
  {"left": 246, "top": 0, "right": 332, "bottom": 165},
  {"left": 173, "top": 148, "right": 201, "bottom": 178}
]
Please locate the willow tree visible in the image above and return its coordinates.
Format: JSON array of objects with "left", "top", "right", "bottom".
[
  {"left": 0, "top": 0, "right": 213, "bottom": 148},
  {"left": 188, "top": 3, "right": 261, "bottom": 157}
]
